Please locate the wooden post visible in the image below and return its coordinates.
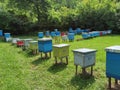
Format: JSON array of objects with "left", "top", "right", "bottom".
[
  {"left": 66, "top": 56, "right": 68, "bottom": 65},
  {"left": 41, "top": 52, "right": 42, "bottom": 58},
  {"left": 60, "top": 58, "right": 63, "bottom": 63},
  {"left": 49, "top": 52, "right": 51, "bottom": 58},
  {"left": 91, "top": 66, "right": 93, "bottom": 76},
  {"left": 55, "top": 57, "right": 57, "bottom": 64},
  {"left": 45, "top": 53, "right": 48, "bottom": 58},
  {"left": 75, "top": 65, "right": 78, "bottom": 75},
  {"left": 115, "top": 79, "right": 118, "bottom": 85},
  {"left": 82, "top": 68, "right": 86, "bottom": 75},
  {"left": 108, "top": 77, "right": 111, "bottom": 89},
  {"left": 36, "top": 49, "right": 38, "bottom": 54}
]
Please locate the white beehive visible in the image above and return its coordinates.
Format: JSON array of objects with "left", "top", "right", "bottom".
[
  {"left": 12, "top": 38, "right": 20, "bottom": 44},
  {"left": 73, "top": 48, "right": 97, "bottom": 68},
  {"left": 23, "top": 39, "right": 33, "bottom": 47}
]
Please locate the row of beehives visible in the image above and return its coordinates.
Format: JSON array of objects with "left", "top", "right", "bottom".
[
  {"left": 82, "top": 30, "right": 112, "bottom": 39},
  {"left": 38, "top": 29, "right": 112, "bottom": 42},
  {"left": 12, "top": 37, "right": 120, "bottom": 89},
  {"left": 69, "top": 28, "right": 112, "bottom": 39},
  {"left": 0, "top": 28, "right": 112, "bottom": 42},
  {"left": 0, "top": 29, "right": 120, "bottom": 89}
]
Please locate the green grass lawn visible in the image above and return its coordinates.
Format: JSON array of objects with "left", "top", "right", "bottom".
[{"left": 0, "top": 35, "right": 120, "bottom": 90}]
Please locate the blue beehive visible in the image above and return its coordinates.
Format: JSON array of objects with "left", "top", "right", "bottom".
[
  {"left": 51, "top": 31, "right": 56, "bottom": 37},
  {"left": 76, "top": 28, "right": 82, "bottom": 34},
  {"left": 74, "top": 30, "right": 77, "bottom": 35},
  {"left": 83, "top": 29, "right": 89, "bottom": 32},
  {"left": 93, "top": 31, "right": 100, "bottom": 37},
  {"left": 82, "top": 33, "right": 91, "bottom": 39},
  {"left": 69, "top": 27, "right": 74, "bottom": 33},
  {"left": 38, "top": 38, "right": 52, "bottom": 53},
  {"left": 55, "top": 31, "right": 61, "bottom": 36},
  {"left": 54, "top": 29, "right": 58, "bottom": 32},
  {"left": 68, "top": 33, "right": 74, "bottom": 41},
  {"left": 45, "top": 31, "right": 50, "bottom": 37},
  {"left": 91, "top": 32, "right": 97, "bottom": 37},
  {"left": 105, "top": 46, "right": 120, "bottom": 80},
  {"left": 89, "top": 32, "right": 94, "bottom": 37},
  {"left": 0, "top": 30, "right": 3, "bottom": 36},
  {"left": 4, "top": 33, "right": 11, "bottom": 38},
  {"left": 38, "top": 32, "right": 44, "bottom": 38}
]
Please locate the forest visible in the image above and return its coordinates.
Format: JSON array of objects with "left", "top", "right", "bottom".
[{"left": 0, "top": 0, "right": 120, "bottom": 35}]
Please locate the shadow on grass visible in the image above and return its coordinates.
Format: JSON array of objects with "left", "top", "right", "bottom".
[
  {"left": 47, "top": 63, "right": 67, "bottom": 73},
  {"left": 70, "top": 74, "right": 95, "bottom": 90},
  {"left": 18, "top": 49, "right": 39, "bottom": 57},
  {"left": 106, "top": 83, "right": 120, "bottom": 90},
  {"left": 31, "top": 57, "right": 50, "bottom": 66},
  {"left": 25, "top": 50, "right": 39, "bottom": 57}
]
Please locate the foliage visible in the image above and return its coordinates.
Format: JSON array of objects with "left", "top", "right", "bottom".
[
  {"left": 0, "top": 0, "right": 120, "bottom": 34},
  {"left": 116, "top": 2, "right": 120, "bottom": 33},
  {"left": 0, "top": 10, "right": 32, "bottom": 34},
  {"left": 8, "top": 0, "right": 51, "bottom": 24}
]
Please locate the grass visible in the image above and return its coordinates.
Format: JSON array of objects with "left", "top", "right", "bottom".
[{"left": 0, "top": 35, "right": 120, "bottom": 90}]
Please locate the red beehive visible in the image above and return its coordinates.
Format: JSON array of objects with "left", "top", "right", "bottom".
[
  {"left": 17, "top": 40, "right": 24, "bottom": 47},
  {"left": 61, "top": 32, "right": 65, "bottom": 36},
  {"left": 100, "top": 31, "right": 103, "bottom": 36}
]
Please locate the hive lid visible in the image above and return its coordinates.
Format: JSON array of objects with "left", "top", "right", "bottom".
[
  {"left": 73, "top": 48, "right": 97, "bottom": 53},
  {"left": 105, "top": 45, "right": 120, "bottom": 53},
  {"left": 29, "top": 41, "right": 38, "bottom": 43},
  {"left": 38, "top": 38, "right": 52, "bottom": 41},
  {"left": 23, "top": 38, "right": 33, "bottom": 41},
  {"left": 17, "top": 39, "right": 24, "bottom": 41},
  {"left": 53, "top": 44, "right": 70, "bottom": 47},
  {"left": 4, "top": 33, "right": 10, "bottom": 34}
]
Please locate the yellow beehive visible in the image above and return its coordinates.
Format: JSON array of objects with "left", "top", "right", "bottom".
[
  {"left": 29, "top": 41, "right": 38, "bottom": 50},
  {"left": 53, "top": 44, "right": 70, "bottom": 58},
  {"left": 54, "top": 36, "right": 61, "bottom": 44}
]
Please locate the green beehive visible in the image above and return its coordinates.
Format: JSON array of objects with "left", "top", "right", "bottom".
[
  {"left": 29, "top": 41, "right": 38, "bottom": 50},
  {"left": 53, "top": 44, "right": 70, "bottom": 58}
]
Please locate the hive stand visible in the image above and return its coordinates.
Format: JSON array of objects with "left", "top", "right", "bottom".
[
  {"left": 108, "top": 78, "right": 119, "bottom": 89},
  {"left": 54, "top": 56, "right": 68, "bottom": 65},
  {"left": 75, "top": 65, "right": 93, "bottom": 76},
  {"left": 40, "top": 52, "right": 51, "bottom": 59},
  {"left": 31, "top": 49, "right": 38, "bottom": 55}
]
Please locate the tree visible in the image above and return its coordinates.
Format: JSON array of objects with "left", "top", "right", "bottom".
[{"left": 8, "top": 0, "right": 51, "bottom": 24}]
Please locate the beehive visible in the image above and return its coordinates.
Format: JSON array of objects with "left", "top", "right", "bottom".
[
  {"left": 0, "top": 30, "right": 3, "bottom": 36},
  {"left": 29, "top": 41, "right": 38, "bottom": 50},
  {"left": 105, "top": 45, "right": 120, "bottom": 79},
  {"left": 51, "top": 32, "right": 56, "bottom": 37},
  {"left": 45, "top": 31, "right": 50, "bottom": 37},
  {"left": 4, "top": 33, "right": 11, "bottom": 38},
  {"left": 53, "top": 44, "right": 70, "bottom": 58},
  {"left": 38, "top": 38, "right": 52, "bottom": 53},
  {"left": 73, "top": 48, "right": 97, "bottom": 68},
  {"left": 68, "top": 33, "right": 74, "bottom": 41},
  {"left": 23, "top": 39, "right": 33, "bottom": 47},
  {"left": 17, "top": 39, "right": 24, "bottom": 47},
  {"left": 38, "top": 32, "right": 44, "bottom": 38},
  {"left": 12, "top": 38, "right": 20, "bottom": 44}
]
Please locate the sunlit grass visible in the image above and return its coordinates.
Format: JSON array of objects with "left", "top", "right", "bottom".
[{"left": 0, "top": 34, "right": 120, "bottom": 90}]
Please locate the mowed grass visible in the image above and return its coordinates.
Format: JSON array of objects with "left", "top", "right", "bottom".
[{"left": 0, "top": 35, "right": 120, "bottom": 90}]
